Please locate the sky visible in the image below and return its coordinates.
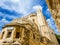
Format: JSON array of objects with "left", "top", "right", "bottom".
[{"left": 0, "top": 0, "right": 60, "bottom": 34}]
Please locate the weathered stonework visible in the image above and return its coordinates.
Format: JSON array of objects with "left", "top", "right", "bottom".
[
  {"left": 0, "top": 9, "right": 59, "bottom": 45},
  {"left": 46, "top": 0, "right": 60, "bottom": 32}
]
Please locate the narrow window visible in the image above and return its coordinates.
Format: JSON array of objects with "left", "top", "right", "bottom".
[
  {"left": 16, "top": 32, "right": 20, "bottom": 38},
  {"left": 33, "top": 33, "right": 35, "bottom": 39},
  {"left": 7, "top": 32, "right": 12, "bottom": 38},
  {"left": 33, "top": 19, "right": 35, "bottom": 22}
]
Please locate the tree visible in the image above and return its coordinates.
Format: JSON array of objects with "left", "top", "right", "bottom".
[{"left": 55, "top": 34, "right": 60, "bottom": 44}]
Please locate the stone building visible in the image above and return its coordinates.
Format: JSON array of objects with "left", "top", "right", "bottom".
[
  {"left": 46, "top": 0, "right": 60, "bottom": 32},
  {"left": 0, "top": 9, "right": 59, "bottom": 45}
]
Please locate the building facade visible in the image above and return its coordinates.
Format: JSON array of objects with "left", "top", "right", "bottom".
[{"left": 0, "top": 9, "right": 59, "bottom": 45}]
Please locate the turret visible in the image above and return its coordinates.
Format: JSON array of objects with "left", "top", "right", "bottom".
[
  {"left": 37, "top": 8, "right": 47, "bottom": 26},
  {"left": 36, "top": 8, "right": 48, "bottom": 36}
]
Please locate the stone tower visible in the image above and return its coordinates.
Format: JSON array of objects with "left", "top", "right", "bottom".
[
  {"left": 46, "top": 0, "right": 60, "bottom": 32},
  {"left": 37, "top": 9, "right": 50, "bottom": 39},
  {"left": 36, "top": 9, "right": 59, "bottom": 45}
]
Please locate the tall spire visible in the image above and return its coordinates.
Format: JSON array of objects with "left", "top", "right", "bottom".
[
  {"left": 36, "top": 8, "right": 47, "bottom": 36},
  {"left": 37, "top": 8, "right": 47, "bottom": 26}
]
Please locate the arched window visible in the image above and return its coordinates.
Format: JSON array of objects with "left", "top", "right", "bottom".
[
  {"left": 7, "top": 30, "right": 12, "bottom": 38},
  {"left": 16, "top": 32, "right": 20, "bottom": 38}
]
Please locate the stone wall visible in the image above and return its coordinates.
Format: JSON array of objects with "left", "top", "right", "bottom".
[{"left": 46, "top": 0, "right": 60, "bottom": 32}]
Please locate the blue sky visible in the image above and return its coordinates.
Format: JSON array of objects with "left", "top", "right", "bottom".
[{"left": 0, "top": 0, "right": 60, "bottom": 34}]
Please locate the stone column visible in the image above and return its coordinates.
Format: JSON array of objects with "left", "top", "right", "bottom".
[
  {"left": 10, "top": 28, "right": 15, "bottom": 39},
  {"left": 3, "top": 30, "right": 8, "bottom": 39}
]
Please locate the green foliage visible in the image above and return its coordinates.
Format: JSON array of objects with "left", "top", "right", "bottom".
[{"left": 55, "top": 34, "right": 60, "bottom": 44}]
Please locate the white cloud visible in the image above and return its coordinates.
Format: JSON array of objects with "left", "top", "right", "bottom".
[
  {"left": 46, "top": 17, "right": 60, "bottom": 34},
  {"left": 0, "top": 18, "right": 9, "bottom": 29},
  {"left": 0, "top": 0, "right": 34, "bottom": 15},
  {"left": 0, "top": 12, "right": 18, "bottom": 19},
  {"left": 0, "top": 18, "right": 9, "bottom": 24},
  {"left": 10, "top": 0, "right": 20, "bottom": 3},
  {"left": 47, "top": 8, "right": 49, "bottom": 11},
  {"left": 0, "top": 12, "right": 21, "bottom": 31},
  {"left": 33, "top": 5, "right": 42, "bottom": 11},
  {"left": 0, "top": 12, "right": 17, "bottom": 27}
]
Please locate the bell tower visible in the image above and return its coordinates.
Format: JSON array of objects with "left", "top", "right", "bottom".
[
  {"left": 37, "top": 9, "right": 46, "bottom": 26},
  {"left": 36, "top": 8, "right": 51, "bottom": 39}
]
